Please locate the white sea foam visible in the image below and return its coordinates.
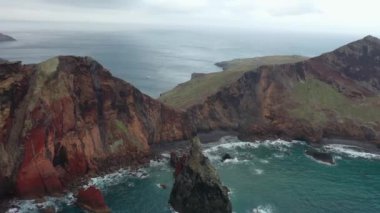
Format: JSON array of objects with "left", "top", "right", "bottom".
[
  {"left": 273, "top": 153, "right": 285, "bottom": 159},
  {"left": 222, "top": 157, "right": 249, "bottom": 164},
  {"left": 7, "top": 193, "right": 75, "bottom": 213},
  {"left": 204, "top": 137, "right": 301, "bottom": 155},
  {"left": 85, "top": 167, "right": 149, "bottom": 190},
  {"left": 252, "top": 204, "right": 274, "bottom": 213},
  {"left": 150, "top": 159, "right": 168, "bottom": 167},
  {"left": 254, "top": 169, "right": 264, "bottom": 175},
  {"left": 324, "top": 144, "right": 380, "bottom": 160},
  {"left": 260, "top": 139, "right": 303, "bottom": 152},
  {"left": 204, "top": 141, "right": 259, "bottom": 154},
  {"left": 161, "top": 153, "right": 171, "bottom": 158},
  {"left": 259, "top": 159, "right": 270, "bottom": 164}
]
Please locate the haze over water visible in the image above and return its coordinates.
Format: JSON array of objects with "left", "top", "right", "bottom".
[{"left": 0, "top": 27, "right": 358, "bottom": 97}]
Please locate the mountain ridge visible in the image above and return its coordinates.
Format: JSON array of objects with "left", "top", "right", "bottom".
[
  {"left": 163, "top": 35, "right": 380, "bottom": 143},
  {"left": 0, "top": 56, "right": 195, "bottom": 199}
]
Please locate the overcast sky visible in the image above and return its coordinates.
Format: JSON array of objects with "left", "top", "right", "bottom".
[{"left": 1, "top": 0, "right": 379, "bottom": 34}]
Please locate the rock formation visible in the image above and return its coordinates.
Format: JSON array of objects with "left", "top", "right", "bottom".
[
  {"left": 161, "top": 36, "right": 380, "bottom": 145},
  {"left": 305, "top": 150, "right": 335, "bottom": 165},
  {"left": 0, "top": 56, "right": 195, "bottom": 199},
  {"left": 0, "top": 33, "right": 15, "bottom": 42},
  {"left": 77, "top": 186, "right": 111, "bottom": 213},
  {"left": 169, "top": 137, "right": 232, "bottom": 213}
]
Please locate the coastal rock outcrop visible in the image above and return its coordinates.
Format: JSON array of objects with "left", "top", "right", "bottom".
[
  {"left": 77, "top": 186, "right": 111, "bottom": 213},
  {"left": 169, "top": 137, "right": 232, "bottom": 213},
  {"left": 161, "top": 36, "right": 380, "bottom": 145},
  {"left": 305, "top": 150, "right": 335, "bottom": 165},
  {"left": 0, "top": 33, "right": 16, "bottom": 42},
  {"left": 0, "top": 56, "right": 195, "bottom": 199}
]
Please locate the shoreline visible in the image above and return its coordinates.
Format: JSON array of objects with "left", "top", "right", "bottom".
[
  {"left": 312, "top": 138, "right": 380, "bottom": 155},
  {"left": 2, "top": 131, "right": 380, "bottom": 212}
]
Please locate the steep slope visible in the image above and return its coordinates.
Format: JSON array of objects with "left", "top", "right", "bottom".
[
  {"left": 159, "top": 55, "right": 308, "bottom": 109},
  {"left": 163, "top": 36, "right": 380, "bottom": 144},
  {"left": 169, "top": 137, "right": 232, "bottom": 213},
  {"left": 0, "top": 56, "right": 194, "bottom": 198}
]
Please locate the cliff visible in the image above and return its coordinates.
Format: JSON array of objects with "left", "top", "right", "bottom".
[
  {"left": 161, "top": 36, "right": 380, "bottom": 144},
  {"left": 0, "top": 33, "right": 15, "bottom": 42},
  {"left": 159, "top": 55, "right": 308, "bottom": 108},
  {"left": 169, "top": 137, "right": 232, "bottom": 213},
  {"left": 0, "top": 56, "right": 195, "bottom": 199}
]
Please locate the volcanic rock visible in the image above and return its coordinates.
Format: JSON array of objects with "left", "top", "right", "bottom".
[
  {"left": 161, "top": 36, "right": 380, "bottom": 144},
  {"left": 221, "top": 153, "right": 232, "bottom": 162},
  {"left": 77, "top": 186, "right": 111, "bottom": 213},
  {"left": 169, "top": 137, "right": 232, "bottom": 213},
  {"left": 305, "top": 150, "right": 335, "bottom": 165},
  {"left": 0, "top": 56, "right": 195, "bottom": 199}
]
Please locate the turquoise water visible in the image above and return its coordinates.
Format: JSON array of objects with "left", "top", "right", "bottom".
[
  {"left": 10, "top": 137, "right": 380, "bottom": 213},
  {"left": 2, "top": 28, "right": 378, "bottom": 212}
]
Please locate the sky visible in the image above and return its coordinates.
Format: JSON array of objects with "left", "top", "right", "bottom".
[{"left": 1, "top": 0, "right": 380, "bottom": 34}]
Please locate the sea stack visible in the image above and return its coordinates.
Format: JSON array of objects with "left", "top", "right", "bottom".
[
  {"left": 169, "top": 137, "right": 232, "bottom": 213},
  {"left": 76, "top": 186, "right": 111, "bottom": 213}
]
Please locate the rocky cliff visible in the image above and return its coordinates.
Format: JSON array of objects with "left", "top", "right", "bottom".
[
  {"left": 162, "top": 36, "right": 380, "bottom": 144},
  {"left": 169, "top": 137, "right": 232, "bottom": 213},
  {"left": 0, "top": 56, "right": 195, "bottom": 199}
]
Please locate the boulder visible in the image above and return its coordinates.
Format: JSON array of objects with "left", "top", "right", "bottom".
[
  {"left": 305, "top": 150, "right": 335, "bottom": 165},
  {"left": 221, "top": 153, "right": 232, "bottom": 162},
  {"left": 169, "top": 137, "right": 232, "bottom": 213},
  {"left": 76, "top": 186, "right": 111, "bottom": 213}
]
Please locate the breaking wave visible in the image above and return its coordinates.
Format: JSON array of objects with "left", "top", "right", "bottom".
[
  {"left": 251, "top": 204, "right": 275, "bottom": 213},
  {"left": 6, "top": 193, "right": 75, "bottom": 213},
  {"left": 324, "top": 144, "right": 380, "bottom": 160}
]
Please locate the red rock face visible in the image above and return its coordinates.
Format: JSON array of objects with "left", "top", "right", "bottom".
[
  {"left": 185, "top": 36, "right": 380, "bottom": 143},
  {"left": 77, "top": 186, "right": 110, "bottom": 213},
  {"left": 0, "top": 56, "right": 195, "bottom": 199}
]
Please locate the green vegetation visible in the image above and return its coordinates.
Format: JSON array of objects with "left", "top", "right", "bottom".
[
  {"left": 290, "top": 79, "right": 380, "bottom": 126},
  {"left": 217, "top": 55, "right": 308, "bottom": 72},
  {"left": 37, "top": 57, "right": 59, "bottom": 76},
  {"left": 111, "top": 119, "right": 144, "bottom": 151},
  {"left": 114, "top": 119, "right": 129, "bottom": 134},
  {"left": 159, "top": 55, "right": 307, "bottom": 109}
]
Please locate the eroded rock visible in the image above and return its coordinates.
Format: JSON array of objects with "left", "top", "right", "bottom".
[
  {"left": 0, "top": 56, "right": 195, "bottom": 199},
  {"left": 305, "top": 150, "right": 335, "bottom": 165},
  {"left": 169, "top": 137, "right": 232, "bottom": 213},
  {"left": 77, "top": 186, "right": 111, "bottom": 213}
]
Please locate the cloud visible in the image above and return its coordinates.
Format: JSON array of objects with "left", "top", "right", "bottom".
[{"left": 0, "top": 0, "right": 379, "bottom": 34}]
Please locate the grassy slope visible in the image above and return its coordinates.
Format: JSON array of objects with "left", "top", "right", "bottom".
[
  {"left": 159, "top": 55, "right": 308, "bottom": 109},
  {"left": 289, "top": 79, "right": 380, "bottom": 126}
]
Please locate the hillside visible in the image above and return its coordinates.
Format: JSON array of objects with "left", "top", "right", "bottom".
[
  {"left": 0, "top": 56, "right": 194, "bottom": 198},
  {"left": 159, "top": 55, "right": 308, "bottom": 108},
  {"left": 161, "top": 36, "right": 380, "bottom": 144}
]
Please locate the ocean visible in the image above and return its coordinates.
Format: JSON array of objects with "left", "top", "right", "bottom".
[
  {"left": 0, "top": 28, "right": 358, "bottom": 97},
  {"left": 9, "top": 137, "right": 380, "bottom": 213},
  {"left": 1, "top": 28, "right": 378, "bottom": 213}
]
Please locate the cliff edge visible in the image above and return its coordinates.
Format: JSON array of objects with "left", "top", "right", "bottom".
[
  {"left": 0, "top": 56, "right": 195, "bottom": 199},
  {"left": 161, "top": 36, "right": 380, "bottom": 144}
]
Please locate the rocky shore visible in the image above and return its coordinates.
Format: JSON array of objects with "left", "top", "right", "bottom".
[{"left": 1, "top": 35, "right": 380, "bottom": 211}]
